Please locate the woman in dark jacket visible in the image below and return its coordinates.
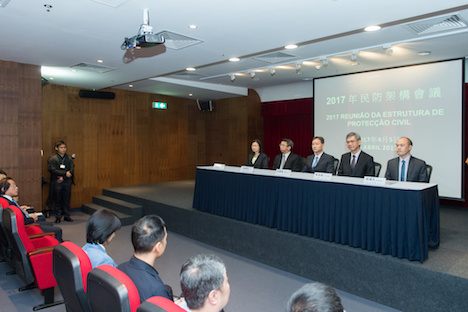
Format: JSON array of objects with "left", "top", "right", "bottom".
[{"left": 247, "top": 139, "right": 270, "bottom": 169}]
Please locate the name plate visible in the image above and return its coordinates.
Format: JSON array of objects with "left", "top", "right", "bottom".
[
  {"left": 213, "top": 163, "right": 226, "bottom": 170},
  {"left": 240, "top": 166, "right": 254, "bottom": 173},
  {"left": 313, "top": 172, "right": 332, "bottom": 180},
  {"left": 363, "top": 176, "right": 386, "bottom": 185},
  {"left": 275, "top": 169, "right": 292, "bottom": 177}
]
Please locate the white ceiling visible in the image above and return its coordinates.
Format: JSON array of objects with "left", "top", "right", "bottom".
[{"left": 1, "top": 0, "right": 467, "bottom": 101}]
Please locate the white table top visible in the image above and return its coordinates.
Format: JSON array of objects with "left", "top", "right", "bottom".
[{"left": 197, "top": 165, "right": 437, "bottom": 191}]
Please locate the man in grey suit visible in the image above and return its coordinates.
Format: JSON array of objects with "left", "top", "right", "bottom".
[
  {"left": 385, "top": 137, "right": 428, "bottom": 182},
  {"left": 272, "top": 138, "right": 304, "bottom": 172},
  {"left": 338, "top": 132, "right": 375, "bottom": 178},
  {"left": 302, "top": 136, "right": 335, "bottom": 174}
]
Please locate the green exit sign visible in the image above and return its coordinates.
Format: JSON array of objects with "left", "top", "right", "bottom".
[{"left": 152, "top": 102, "right": 167, "bottom": 109}]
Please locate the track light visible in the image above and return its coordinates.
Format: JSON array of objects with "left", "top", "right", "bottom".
[
  {"left": 296, "top": 63, "right": 302, "bottom": 73},
  {"left": 270, "top": 67, "right": 276, "bottom": 76},
  {"left": 383, "top": 45, "right": 393, "bottom": 55},
  {"left": 250, "top": 71, "right": 256, "bottom": 79},
  {"left": 320, "top": 58, "right": 328, "bottom": 66},
  {"left": 230, "top": 74, "right": 236, "bottom": 82}
]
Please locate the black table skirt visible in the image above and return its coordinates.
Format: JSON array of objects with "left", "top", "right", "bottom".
[{"left": 193, "top": 168, "right": 440, "bottom": 262}]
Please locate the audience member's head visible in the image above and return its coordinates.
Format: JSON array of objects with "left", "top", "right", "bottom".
[
  {"left": 0, "top": 170, "right": 7, "bottom": 181},
  {"left": 0, "top": 177, "right": 17, "bottom": 197},
  {"left": 131, "top": 215, "right": 167, "bottom": 255},
  {"left": 287, "top": 282, "right": 344, "bottom": 312},
  {"left": 86, "top": 209, "right": 121, "bottom": 245},
  {"left": 180, "top": 254, "right": 230, "bottom": 312}
]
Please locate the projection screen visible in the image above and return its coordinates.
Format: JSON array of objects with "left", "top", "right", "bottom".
[{"left": 314, "top": 59, "right": 464, "bottom": 199}]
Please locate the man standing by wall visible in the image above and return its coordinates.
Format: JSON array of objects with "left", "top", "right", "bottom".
[{"left": 48, "top": 141, "right": 74, "bottom": 223}]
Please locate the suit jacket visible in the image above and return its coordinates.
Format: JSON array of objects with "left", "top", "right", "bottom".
[
  {"left": 247, "top": 153, "right": 270, "bottom": 169},
  {"left": 385, "top": 156, "right": 428, "bottom": 182},
  {"left": 118, "top": 256, "right": 171, "bottom": 302},
  {"left": 338, "top": 151, "right": 375, "bottom": 178},
  {"left": 302, "top": 152, "right": 336, "bottom": 174},
  {"left": 272, "top": 153, "right": 304, "bottom": 172}
]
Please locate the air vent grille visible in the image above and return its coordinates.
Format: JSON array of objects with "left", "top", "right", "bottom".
[
  {"left": 71, "top": 63, "right": 116, "bottom": 74},
  {"left": 253, "top": 52, "right": 297, "bottom": 64},
  {"left": 404, "top": 14, "right": 468, "bottom": 35}
]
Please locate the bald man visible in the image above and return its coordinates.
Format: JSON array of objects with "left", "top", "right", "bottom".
[{"left": 385, "top": 137, "right": 428, "bottom": 183}]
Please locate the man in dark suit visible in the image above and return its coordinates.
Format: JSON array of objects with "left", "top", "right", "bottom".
[
  {"left": 302, "top": 136, "right": 336, "bottom": 174},
  {"left": 272, "top": 138, "right": 304, "bottom": 172},
  {"left": 385, "top": 137, "right": 428, "bottom": 182},
  {"left": 338, "top": 132, "right": 375, "bottom": 178},
  {"left": 0, "top": 177, "right": 63, "bottom": 242},
  {"left": 118, "top": 215, "right": 173, "bottom": 303}
]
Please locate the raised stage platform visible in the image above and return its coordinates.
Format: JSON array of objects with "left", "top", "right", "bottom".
[{"left": 82, "top": 180, "right": 468, "bottom": 312}]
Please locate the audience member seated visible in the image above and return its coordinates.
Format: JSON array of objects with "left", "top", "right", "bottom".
[
  {"left": 337, "top": 132, "right": 375, "bottom": 178},
  {"left": 118, "top": 215, "right": 173, "bottom": 303},
  {"left": 0, "top": 177, "right": 63, "bottom": 242},
  {"left": 302, "top": 136, "right": 335, "bottom": 174},
  {"left": 178, "top": 254, "right": 230, "bottom": 312},
  {"left": 82, "top": 208, "right": 121, "bottom": 268},
  {"left": 246, "top": 139, "right": 270, "bottom": 169},
  {"left": 272, "top": 138, "right": 304, "bottom": 172},
  {"left": 287, "top": 282, "right": 344, "bottom": 312},
  {"left": 385, "top": 137, "right": 428, "bottom": 182}
]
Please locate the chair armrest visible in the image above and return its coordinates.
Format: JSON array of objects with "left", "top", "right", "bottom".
[
  {"left": 25, "top": 223, "right": 41, "bottom": 227},
  {"left": 27, "top": 246, "right": 55, "bottom": 256},
  {"left": 28, "top": 232, "right": 56, "bottom": 239}
]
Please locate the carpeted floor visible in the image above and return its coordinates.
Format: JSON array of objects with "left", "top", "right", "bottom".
[{"left": 0, "top": 210, "right": 401, "bottom": 312}]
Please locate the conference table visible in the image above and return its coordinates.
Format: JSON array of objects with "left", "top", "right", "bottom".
[{"left": 192, "top": 166, "right": 440, "bottom": 262}]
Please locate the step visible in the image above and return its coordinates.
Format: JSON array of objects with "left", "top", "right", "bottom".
[
  {"left": 92, "top": 195, "right": 143, "bottom": 217},
  {"left": 81, "top": 203, "right": 136, "bottom": 226}
]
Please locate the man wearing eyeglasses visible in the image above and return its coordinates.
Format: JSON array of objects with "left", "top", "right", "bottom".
[
  {"left": 0, "top": 177, "right": 63, "bottom": 242},
  {"left": 272, "top": 138, "right": 304, "bottom": 172}
]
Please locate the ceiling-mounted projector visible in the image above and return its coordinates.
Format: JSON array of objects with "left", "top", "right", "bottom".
[{"left": 121, "top": 9, "right": 165, "bottom": 50}]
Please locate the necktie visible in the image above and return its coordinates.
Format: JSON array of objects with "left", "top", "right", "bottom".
[
  {"left": 312, "top": 156, "right": 319, "bottom": 169},
  {"left": 351, "top": 155, "right": 356, "bottom": 170},
  {"left": 401, "top": 160, "right": 406, "bottom": 182},
  {"left": 280, "top": 155, "right": 286, "bottom": 169}
]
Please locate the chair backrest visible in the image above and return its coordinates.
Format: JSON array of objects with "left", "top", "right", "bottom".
[
  {"left": 426, "top": 164, "right": 433, "bottom": 183},
  {"left": 87, "top": 265, "right": 141, "bottom": 312},
  {"left": 0, "top": 196, "right": 10, "bottom": 209},
  {"left": 2, "top": 206, "right": 35, "bottom": 285},
  {"left": 374, "top": 162, "right": 382, "bottom": 177},
  {"left": 137, "top": 297, "right": 186, "bottom": 312},
  {"left": 333, "top": 158, "right": 339, "bottom": 175},
  {"left": 53, "top": 242, "right": 93, "bottom": 312}
]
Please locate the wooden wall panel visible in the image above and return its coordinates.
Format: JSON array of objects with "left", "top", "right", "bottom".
[
  {"left": 0, "top": 60, "right": 42, "bottom": 209},
  {"left": 41, "top": 84, "right": 262, "bottom": 209}
]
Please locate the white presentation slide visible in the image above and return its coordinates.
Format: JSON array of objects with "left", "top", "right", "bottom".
[{"left": 314, "top": 59, "right": 464, "bottom": 199}]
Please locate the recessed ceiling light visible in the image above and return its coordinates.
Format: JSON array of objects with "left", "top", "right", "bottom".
[
  {"left": 188, "top": 25, "right": 197, "bottom": 29},
  {"left": 189, "top": 93, "right": 193, "bottom": 96},
  {"left": 364, "top": 25, "right": 381, "bottom": 32},
  {"left": 128, "top": 84, "right": 133, "bottom": 88},
  {"left": 417, "top": 51, "right": 431, "bottom": 56},
  {"left": 49, "top": 77, "right": 54, "bottom": 80},
  {"left": 285, "top": 44, "right": 298, "bottom": 50},
  {"left": 71, "top": 69, "right": 77, "bottom": 72},
  {"left": 186, "top": 67, "right": 196, "bottom": 71},
  {"left": 229, "top": 57, "right": 240, "bottom": 62},
  {"left": 97, "top": 60, "right": 103, "bottom": 63}
]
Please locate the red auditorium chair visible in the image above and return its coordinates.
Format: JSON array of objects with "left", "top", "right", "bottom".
[
  {"left": 137, "top": 297, "right": 186, "bottom": 312},
  {"left": 53, "top": 241, "right": 93, "bottom": 312},
  {"left": 0, "top": 197, "right": 43, "bottom": 236},
  {"left": 87, "top": 264, "right": 141, "bottom": 312},
  {"left": 2, "top": 206, "right": 64, "bottom": 310}
]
